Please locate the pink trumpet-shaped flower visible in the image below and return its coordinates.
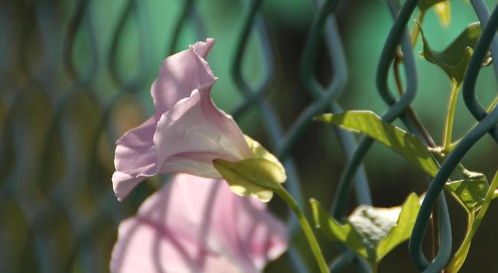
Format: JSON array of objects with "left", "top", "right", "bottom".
[
  {"left": 110, "top": 174, "right": 288, "bottom": 273},
  {"left": 112, "top": 38, "right": 252, "bottom": 200}
]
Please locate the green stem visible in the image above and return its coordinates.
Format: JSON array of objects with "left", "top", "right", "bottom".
[
  {"left": 371, "top": 263, "right": 379, "bottom": 273},
  {"left": 393, "top": 53, "right": 437, "bottom": 147},
  {"left": 486, "top": 95, "right": 498, "bottom": 112},
  {"left": 446, "top": 213, "right": 475, "bottom": 273},
  {"left": 442, "top": 81, "right": 460, "bottom": 152},
  {"left": 449, "top": 95, "right": 498, "bottom": 149},
  {"left": 411, "top": 11, "right": 426, "bottom": 45},
  {"left": 275, "top": 185, "right": 331, "bottom": 273}
]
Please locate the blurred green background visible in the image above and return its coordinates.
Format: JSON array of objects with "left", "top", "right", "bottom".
[{"left": 0, "top": 0, "right": 497, "bottom": 272}]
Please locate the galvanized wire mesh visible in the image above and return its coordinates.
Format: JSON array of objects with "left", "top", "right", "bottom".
[{"left": 1, "top": 0, "right": 497, "bottom": 272}]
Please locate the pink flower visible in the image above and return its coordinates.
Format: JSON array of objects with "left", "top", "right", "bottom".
[
  {"left": 112, "top": 39, "right": 252, "bottom": 201},
  {"left": 110, "top": 174, "right": 288, "bottom": 273}
]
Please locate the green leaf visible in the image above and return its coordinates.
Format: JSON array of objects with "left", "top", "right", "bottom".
[
  {"left": 446, "top": 174, "right": 488, "bottom": 212},
  {"left": 317, "top": 111, "right": 439, "bottom": 176},
  {"left": 417, "top": 0, "right": 446, "bottom": 11},
  {"left": 311, "top": 193, "right": 420, "bottom": 267},
  {"left": 446, "top": 171, "right": 498, "bottom": 272},
  {"left": 488, "top": 171, "right": 498, "bottom": 202},
  {"left": 310, "top": 199, "right": 372, "bottom": 263},
  {"left": 376, "top": 193, "right": 420, "bottom": 261},
  {"left": 434, "top": 2, "right": 451, "bottom": 26},
  {"left": 213, "top": 158, "right": 285, "bottom": 202},
  {"left": 420, "top": 22, "right": 489, "bottom": 84},
  {"left": 486, "top": 171, "right": 498, "bottom": 203},
  {"left": 417, "top": 0, "right": 451, "bottom": 26},
  {"left": 213, "top": 135, "right": 286, "bottom": 202},
  {"left": 348, "top": 206, "right": 401, "bottom": 256}
]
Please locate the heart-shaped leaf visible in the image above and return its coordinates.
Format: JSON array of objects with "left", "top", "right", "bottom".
[
  {"left": 420, "top": 23, "right": 489, "bottom": 84},
  {"left": 316, "top": 111, "right": 439, "bottom": 176},
  {"left": 311, "top": 193, "right": 420, "bottom": 268}
]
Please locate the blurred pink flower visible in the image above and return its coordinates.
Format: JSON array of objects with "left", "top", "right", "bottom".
[
  {"left": 110, "top": 174, "right": 288, "bottom": 273},
  {"left": 112, "top": 39, "right": 252, "bottom": 200}
]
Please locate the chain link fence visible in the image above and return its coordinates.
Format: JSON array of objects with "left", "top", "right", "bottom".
[{"left": 1, "top": 0, "right": 497, "bottom": 272}]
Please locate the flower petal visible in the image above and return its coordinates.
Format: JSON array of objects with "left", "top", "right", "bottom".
[
  {"left": 154, "top": 89, "right": 251, "bottom": 178},
  {"left": 112, "top": 38, "right": 249, "bottom": 200},
  {"left": 151, "top": 38, "right": 217, "bottom": 115},
  {"left": 110, "top": 216, "right": 242, "bottom": 273},
  {"left": 209, "top": 190, "right": 288, "bottom": 271},
  {"left": 113, "top": 117, "right": 158, "bottom": 200},
  {"left": 110, "top": 174, "right": 288, "bottom": 273}
]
